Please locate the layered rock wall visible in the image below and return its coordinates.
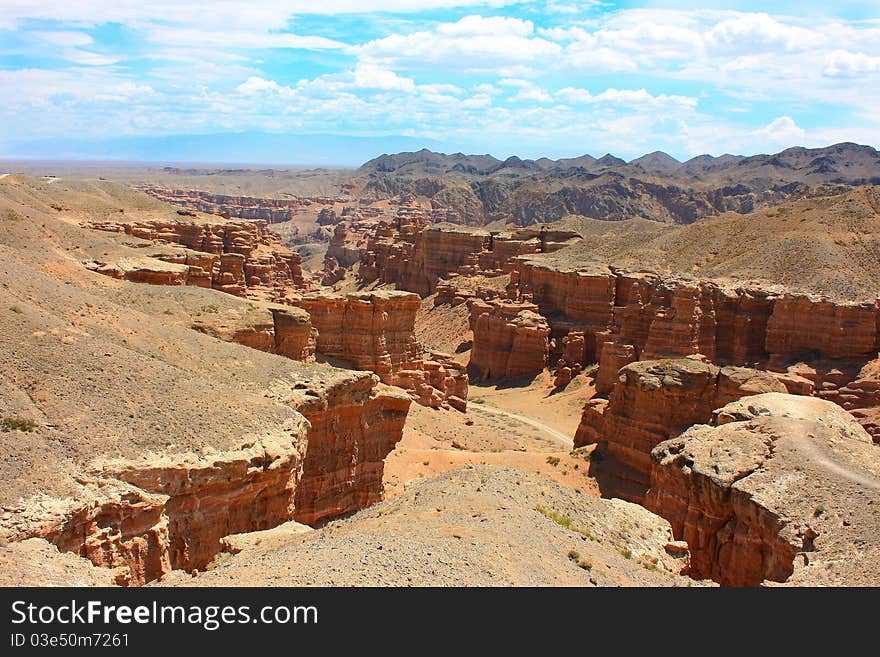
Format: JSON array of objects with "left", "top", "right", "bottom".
[
  {"left": 468, "top": 299, "right": 550, "bottom": 380},
  {"left": 136, "top": 185, "right": 351, "bottom": 224},
  {"left": 6, "top": 370, "right": 409, "bottom": 585},
  {"left": 582, "top": 359, "right": 787, "bottom": 500},
  {"left": 85, "top": 219, "right": 306, "bottom": 298},
  {"left": 290, "top": 291, "right": 468, "bottom": 409},
  {"left": 359, "top": 220, "right": 580, "bottom": 296},
  {"left": 508, "top": 258, "right": 880, "bottom": 425},
  {"left": 646, "top": 393, "right": 880, "bottom": 586},
  {"left": 291, "top": 377, "right": 411, "bottom": 526}
]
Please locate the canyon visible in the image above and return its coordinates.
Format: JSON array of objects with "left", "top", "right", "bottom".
[{"left": 1, "top": 154, "right": 879, "bottom": 588}]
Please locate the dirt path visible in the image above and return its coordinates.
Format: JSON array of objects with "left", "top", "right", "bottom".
[
  {"left": 798, "top": 437, "right": 880, "bottom": 492},
  {"left": 468, "top": 402, "right": 572, "bottom": 447}
]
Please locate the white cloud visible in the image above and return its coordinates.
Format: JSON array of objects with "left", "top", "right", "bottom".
[
  {"left": 706, "top": 13, "right": 824, "bottom": 54},
  {"left": 352, "top": 62, "right": 415, "bottom": 91},
  {"left": 824, "top": 50, "right": 880, "bottom": 78},
  {"left": 557, "top": 87, "right": 698, "bottom": 110},
  {"left": 237, "top": 76, "right": 294, "bottom": 96},
  {"left": 752, "top": 116, "right": 806, "bottom": 142},
  {"left": 353, "top": 15, "right": 561, "bottom": 71},
  {"left": 32, "top": 31, "right": 94, "bottom": 47},
  {"left": 143, "top": 26, "right": 345, "bottom": 51},
  {"left": 0, "top": 1, "right": 533, "bottom": 30}
]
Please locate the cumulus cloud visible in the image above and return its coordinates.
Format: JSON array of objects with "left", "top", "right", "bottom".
[
  {"left": 752, "top": 116, "right": 806, "bottom": 142},
  {"left": 824, "top": 50, "right": 880, "bottom": 78},
  {"left": 557, "top": 87, "right": 698, "bottom": 110},
  {"left": 353, "top": 15, "right": 561, "bottom": 71},
  {"left": 706, "top": 13, "right": 825, "bottom": 54}
]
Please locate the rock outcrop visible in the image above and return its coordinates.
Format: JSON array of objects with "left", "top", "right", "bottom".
[
  {"left": 271, "top": 307, "right": 317, "bottom": 361},
  {"left": 290, "top": 290, "right": 468, "bottom": 409},
  {"left": 84, "top": 218, "right": 307, "bottom": 300},
  {"left": 4, "top": 369, "right": 409, "bottom": 585},
  {"left": 646, "top": 393, "right": 880, "bottom": 586},
  {"left": 510, "top": 260, "right": 880, "bottom": 374},
  {"left": 359, "top": 219, "right": 579, "bottom": 295},
  {"left": 6, "top": 421, "right": 308, "bottom": 586},
  {"left": 190, "top": 304, "right": 316, "bottom": 361},
  {"left": 325, "top": 223, "right": 362, "bottom": 268},
  {"left": 287, "top": 375, "right": 411, "bottom": 526},
  {"left": 468, "top": 299, "right": 550, "bottom": 380},
  {"left": 506, "top": 258, "right": 880, "bottom": 426},
  {"left": 583, "top": 359, "right": 787, "bottom": 500},
  {"left": 137, "top": 185, "right": 350, "bottom": 224}
]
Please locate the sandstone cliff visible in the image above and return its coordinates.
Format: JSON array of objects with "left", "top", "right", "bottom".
[
  {"left": 468, "top": 299, "right": 550, "bottom": 380},
  {"left": 358, "top": 218, "right": 579, "bottom": 295},
  {"left": 83, "top": 217, "right": 307, "bottom": 300},
  {"left": 290, "top": 290, "right": 468, "bottom": 410},
  {"left": 581, "top": 359, "right": 787, "bottom": 500},
  {"left": 646, "top": 393, "right": 880, "bottom": 586},
  {"left": 0, "top": 181, "right": 409, "bottom": 585}
]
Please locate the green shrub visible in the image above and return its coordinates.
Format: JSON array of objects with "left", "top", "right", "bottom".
[{"left": 1, "top": 416, "right": 36, "bottom": 432}]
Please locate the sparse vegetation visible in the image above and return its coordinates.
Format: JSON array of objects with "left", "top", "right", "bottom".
[
  {"left": 546, "top": 456, "right": 560, "bottom": 467},
  {"left": 201, "top": 304, "right": 220, "bottom": 314},
  {"left": 567, "top": 549, "right": 580, "bottom": 561},
  {"left": 814, "top": 503, "right": 826, "bottom": 517},
  {"left": 620, "top": 549, "right": 633, "bottom": 560},
  {"left": 1, "top": 416, "right": 36, "bottom": 432},
  {"left": 576, "top": 560, "right": 592, "bottom": 570},
  {"left": 1, "top": 209, "right": 24, "bottom": 221},
  {"left": 535, "top": 505, "right": 598, "bottom": 541},
  {"left": 470, "top": 398, "right": 485, "bottom": 404}
]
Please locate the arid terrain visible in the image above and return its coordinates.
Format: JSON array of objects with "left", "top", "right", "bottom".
[{"left": 1, "top": 142, "right": 879, "bottom": 587}]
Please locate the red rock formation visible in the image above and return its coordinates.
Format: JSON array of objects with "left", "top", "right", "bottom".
[
  {"left": 191, "top": 305, "right": 315, "bottom": 362},
  {"left": 287, "top": 375, "right": 411, "bottom": 526},
  {"left": 271, "top": 307, "right": 317, "bottom": 361},
  {"left": 766, "top": 296, "right": 878, "bottom": 363},
  {"left": 7, "top": 369, "right": 409, "bottom": 585},
  {"left": 84, "top": 218, "right": 306, "bottom": 299},
  {"left": 10, "top": 421, "right": 308, "bottom": 586},
  {"left": 586, "top": 359, "right": 787, "bottom": 501},
  {"left": 316, "top": 207, "right": 340, "bottom": 226},
  {"left": 325, "top": 223, "right": 361, "bottom": 267},
  {"left": 136, "top": 185, "right": 350, "bottom": 225},
  {"left": 319, "top": 256, "right": 346, "bottom": 286},
  {"left": 468, "top": 299, "right": 550, "bottom": 380},
  {"left": 358, "top": 221, "right": 579, "bottom": 296},
  {"left": 573, "top": 398, "right": 608, "bottom": 446},
  {"left": 646, "top": 393, "right": 879, "bottom": 586},
  {"left": 434, "top": 277, "right": 504, "bottom": 307},
  {"left": 771, "top": 358, "right": 880, "bottom": 443},
  {"left": 595, "top": 339, "right": 637, "bottom": 395},
  {"left": 508, "top": 258, "right": 880, "bottom": 418},
  {"left": 290, "top": 291, "right": 468, "bottom": 409}
]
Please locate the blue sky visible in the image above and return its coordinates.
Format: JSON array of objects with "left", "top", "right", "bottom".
[{"left": 1, "top": 1, "right": 880, "bottom": 162}]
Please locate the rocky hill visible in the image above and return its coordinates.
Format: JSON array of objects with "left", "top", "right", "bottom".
[{"left": 357, "top": 143, "right": 880, "bottom": 226}]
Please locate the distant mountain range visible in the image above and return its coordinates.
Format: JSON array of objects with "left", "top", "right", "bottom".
[
  {"left": 358, "top": 142, "right": 880, "bottom": 226},
  {"left": 361, "top": 142, "right": 880, "bottom": 181}
]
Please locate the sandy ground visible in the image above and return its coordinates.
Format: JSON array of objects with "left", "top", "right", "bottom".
[{"left": 383, "top": 370, "right": 600, "bottom": 499}]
